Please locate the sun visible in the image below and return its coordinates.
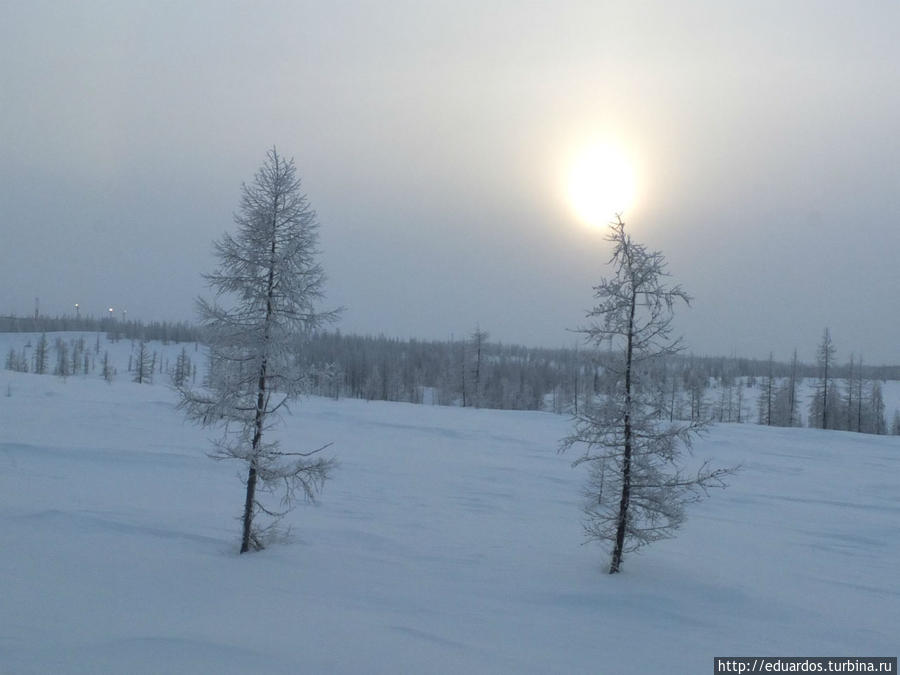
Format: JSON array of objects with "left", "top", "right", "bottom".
[{"left": 567, "top": 142, "right": 637, "bottom": 227}]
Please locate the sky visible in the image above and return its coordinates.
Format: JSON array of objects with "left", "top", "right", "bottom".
[{"left": 2, "top": 1, "right": 899, "bottom": 363}]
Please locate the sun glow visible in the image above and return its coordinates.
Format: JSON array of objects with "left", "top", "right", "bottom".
[{"left": 567, "top": 142, "right": 637, "bottom": 227}]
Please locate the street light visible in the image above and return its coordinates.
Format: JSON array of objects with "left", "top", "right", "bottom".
[{"left": 74, "top": 303, "right": 80, "bottom": 319}]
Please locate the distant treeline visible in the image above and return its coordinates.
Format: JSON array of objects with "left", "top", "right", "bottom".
[
  {"left": 297, "top": 330, "right": 568, "bottom": 411},
  {"left": 292, "top": 330, "right": 898, "bottom": 434},
  {"left": 2, "top": 316, "right": 897, "bottom": 431},
  {"left": 296, "top": 330, "right": 896, "bottom": 417},
  {"left": 687, "top": 353, "right": 900, "bottom": 382},
  {"left": 0, "top": 314, "right": 201, "bottom": 344}
]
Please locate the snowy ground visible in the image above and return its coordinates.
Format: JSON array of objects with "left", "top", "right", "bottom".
[{"left": 1, "top": 334, "right": 898, "bottom": 673}]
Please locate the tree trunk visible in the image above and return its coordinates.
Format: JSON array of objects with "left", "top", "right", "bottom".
[
  {"left": 788, "top": 352, "right": 797, "bottom": 426},
  {"left": 822, "top": 350, "right": 829, "bottom": 429},
  {"left": 610, "top": 283, "right": 636, "bottom": 574},
  {"left": 856, "top": 358, "right": 863, "bottom": 432},
  {"left": 461, "top": 351, "right": 467, "bottom": 407},
  {"left": 240, "top": 461, "right": 259, "bottom": 553},
  {"left": 241, "top": 354, "right": 269, "bottom": 552},
  {"left": 240, "top": 199, "right": 278, "bottom": 553},
  {"left": 474, "top": 338, "right": 481, "bottom": 408},
  {"left": 670, "top": 379, "right": 676, "bottom": 423}
]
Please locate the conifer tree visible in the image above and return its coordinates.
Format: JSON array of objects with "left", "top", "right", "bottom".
[
  {"left": 561, "top": 217, "right": 733, "bottom": 574},
  {"left": 133, "top": 341, "right": 152, "bottom": 384},
  {"left": 810, "top": 328, "right": 838, "bottom": 429},
  {"left": 180, "top": 147, "right": 339, "bottom": 553},
  {"left": 34, "top": 333, "right": 48, "bottom": 375}
]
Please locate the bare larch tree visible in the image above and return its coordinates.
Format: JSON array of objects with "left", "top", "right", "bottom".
[
  {"left": 180, "top": 147, "right": 338, "bottom": 553},
  {"left": 470, "top": 324, "right": 489, "bottom": 408},
  {"left": 810, "top": 327, "right": 837, "bottom": 430},
  {"left": 561, "top": 216, "right": 734, "bottom": 574}
]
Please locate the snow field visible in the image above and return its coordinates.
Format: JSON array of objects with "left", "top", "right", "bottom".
[{"left": 1, "top": 333, "right": 898, "bottom": 673}]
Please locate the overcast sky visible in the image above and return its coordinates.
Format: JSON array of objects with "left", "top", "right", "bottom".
[{"left": 2, "top": 1, "right": 899, "bottom": 363}]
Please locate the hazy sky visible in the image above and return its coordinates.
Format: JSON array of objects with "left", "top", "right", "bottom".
[{"left": 2, "top": 1, "right": 899, "bottom": 363}]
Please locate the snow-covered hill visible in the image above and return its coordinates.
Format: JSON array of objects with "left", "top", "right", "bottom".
[{"left": 1, "top": 339, "right": 898, "bottom": 673}]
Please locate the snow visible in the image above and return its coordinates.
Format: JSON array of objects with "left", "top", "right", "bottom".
[{"left": 1, "top": 333, "right": 898, "bottom": 673}]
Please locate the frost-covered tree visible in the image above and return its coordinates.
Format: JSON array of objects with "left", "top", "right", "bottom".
[
  {"left": 5, "top": 347, "right": 28, "bottom": 373},
  {"left": 54, "top": 338, "right": 70, "bottom": 378},
  {"left": 685, "top": 368, "right": 708, "bottom": 422},
  {"left": 809, "top": 328, "right": 838, "bottom": 430},
  {"left": 71, "top": 337, "right": 85, "bottom": 376},
  {"left": 779, "top": 348, "right": 801, "bottom": 427},
  {"left": 470, "top": 324, "right": 489, "bottom": 408},
  {"left": 865, "top": 380, "right": 886, "bottom": 435},
  {"left": 757, "top": 353, "right": 775, "bottom": 426},
  {"left": 458, "top": 340, "right": 469, "bottom": 407},
  {"left": 133, "top": 341, "right": 152, "bottom": 384},
  {"left": 843, "top": 354, "right": 857, "bottom": 432},
  {"left": 560, "top": 217, "right": 733, "bottom": 574},
  {"left": 101, "top": 350, "right": 114, "bottom": 383},
  {"left": 34, "top": 333, "right": 48, "bottom": 375},
  {"left": 772, "top": 357, "right": 801, "bottom": 428},
  {"left": 179, "top": 147, "right": 339, "bottom": 553},
  {"left": 171, "top": 347, "right": 191, "bottom": 388},
  {"left": 734, "top": 381, "right": 745, "bottom": 424}
]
